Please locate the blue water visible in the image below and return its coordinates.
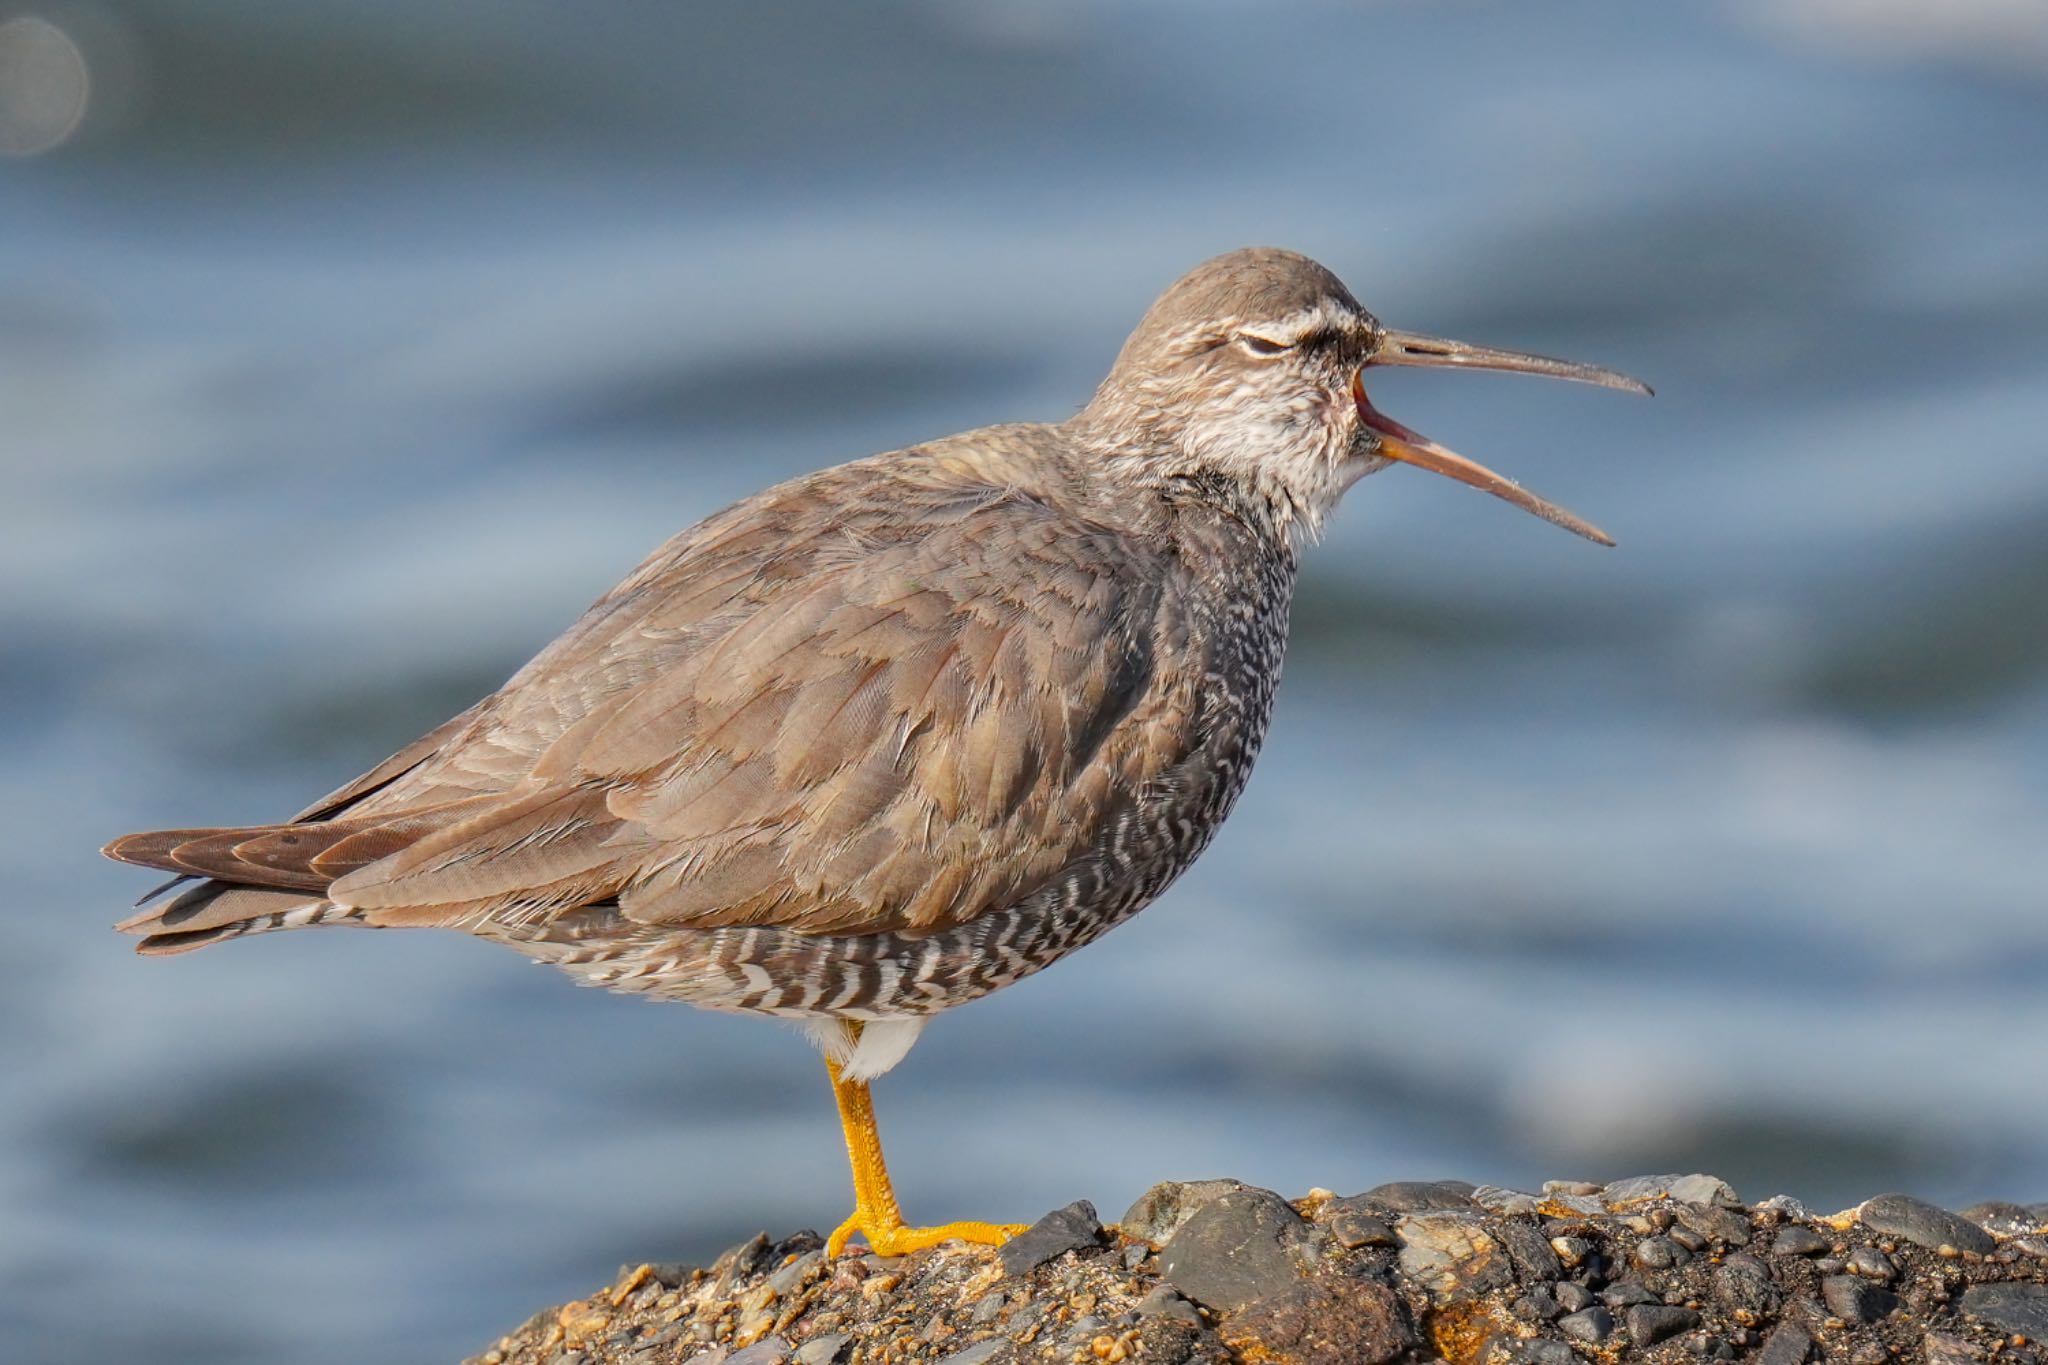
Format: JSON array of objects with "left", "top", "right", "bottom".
[{"left": 6, "top": 2, "right": 2048, "bottom": 1361}]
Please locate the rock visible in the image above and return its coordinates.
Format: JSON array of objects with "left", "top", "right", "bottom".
[
  {"left": 1120, "top": 1179, "right": 1248, "bottom": 1245},
  {"left": 1843, "top": 1245, "right": 1895, "bottom": 1281},
  {"left": 1670, "top": 1175, "right": 1740, "bottom": 1207},
  {"left": 1677, "top": 1202, "right": 1754, "bottom": 1247},
  {"left": 1821, "top": 1275, "right": 1897, "bottom": 1325},
  {"left": 997, "top": 1199, "right": 1103, "bottom": 1276},
  {"left": 1511, "top": 1285, "right": 1560, "bottom": 1321},
  {"left": 1221, "top": 1279, "right": 1414, "bottom": 1365},
  {"left": 1494, "top": 1219, "right": 1564, "bottom": 1281},
  {"left": 1962, "top": 1201, "right": 2042, "bottom": 1237},
  {"left": 1857, "top": 1194, "right": 1995, "bottom": 1256},
  {"left": 1494, "top": 1339, "right": 1576, "bottom": 1365},
  {"left": 1922, "top": 1333, "right": 1979, "bottom": 1365},
  {"left": 1396, "top": 1212, "right": 1513, "bottom": 1297},
  {"left": 1626, "top": 1305, "right": 1699, "bottom": 1347},
  {"left": 1324, "top": 1203, "right": 1397, "bottom": 1250},
  {"left": 1605, "top": 1175, "right": 1737, "bottom": 1210},
  {"left": 724, "top": 1338, "right": 790, "bottom": 1365},
  {"left": 933, "top": 1343, "right": 1004, "bottom": 1365},
  {"left": 766, "top": 1251, "right": 823, "bottom": 1296},
  {"left": 1548, "top": 1235, "right": 1593, "bottom": 1268},
  {"left": 1756, "top": 1323, "right": 1811, "bottom": 1365},
  {"left": 1357, "top": 1180, "right": 1476, "bottom": 1213},
  {"left": 1633, "top": 1235, "right": 1685, "bottom": 1269},
  {"left": 1554, "top": 1282, "right": 1594, "bottom": 1313},
  {"left": 1712, "top": 1255, "right": 1781, "bottom": 1315},
  {"left": 1135, "top": 1283, "right": 1206, "bottom": 1326},
  {"left": 1772, "top": 1227, "right": 1832, "bottom": 1257},
  {"left": 1159, "top": 1187, "right": 1309, "bottom": 1314},
  {"left": 1473, "top": 1185, "right": 1541, "bottom": 1216},
  {"left": 1602, "top": 1280, "right": 1661, "bottom": 1308},
  {"left": 1957, "top": 1282, "right": 2048, "bottom": 1338},
  {"left": 793, "top": 1335, "right": 850, "bottom": 1365},
  {"left": 1558, "top": 1307, "right": 1615, "bottom": 1343},
  {"left": 1545, "top": 1180, "right": 1604, "bottom": 1197},
  {"left": 1544, "top": 1192, "right": 1607, "bottom": 1217}
]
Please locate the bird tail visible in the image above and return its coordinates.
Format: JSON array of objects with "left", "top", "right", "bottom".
[
  {"left": 103, "top": 795, "right": 491, "bottom": 955},
  {"left": 113, "top": 880, "right": 362, "bottom": 956}
]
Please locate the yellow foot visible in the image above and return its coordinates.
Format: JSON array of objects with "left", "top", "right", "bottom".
[{"left": 825, "top": 1214, "right": 1028, "bottom": 1258}]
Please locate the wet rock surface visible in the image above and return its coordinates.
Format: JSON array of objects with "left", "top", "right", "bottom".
[{"left": 466, "top": 1177, "right": 2048, "bottom": 1365}]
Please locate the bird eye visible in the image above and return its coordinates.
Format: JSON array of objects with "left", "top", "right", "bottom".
[{"left": 1236, "top": 331, "right": 1294, "bottom": 357}]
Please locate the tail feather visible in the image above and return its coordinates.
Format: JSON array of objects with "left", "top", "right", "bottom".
[
  {"left": 101, "top": 796, "right": 494, "bottom": 891},
  {"left": 114, "top": 881, "right": 359, "bottom": 956}
]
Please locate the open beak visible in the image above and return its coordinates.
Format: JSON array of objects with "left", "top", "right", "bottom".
[{"left": 1354, "top": 328, "right": 1651, "bottom": 547}]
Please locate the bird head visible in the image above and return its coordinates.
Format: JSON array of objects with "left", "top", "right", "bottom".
[{"left": 1075, "top": 247, "right": 1649, "bottom": 544}]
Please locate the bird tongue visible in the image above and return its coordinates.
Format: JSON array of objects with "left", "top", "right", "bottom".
[{"left": 1351, "top": 368, "right": 1616, "bottom": 547}]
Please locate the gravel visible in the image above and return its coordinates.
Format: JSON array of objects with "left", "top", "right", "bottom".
[{"left": 465, "top": 1176, "right": 2048, "bottom": 1365}]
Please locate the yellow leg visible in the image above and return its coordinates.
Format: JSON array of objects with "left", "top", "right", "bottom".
[{"left": 821, "top": 1025, "right": 1026, "bottom": 1257}]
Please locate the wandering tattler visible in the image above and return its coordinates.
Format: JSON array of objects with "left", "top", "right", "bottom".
[{"left": 105, "top": 247, "right": 1648, "bottom": 1255}]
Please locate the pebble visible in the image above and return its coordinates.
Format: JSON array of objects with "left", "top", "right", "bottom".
[
  {"left": 1511, "top": 1286, "right": 1560, "bottom": 1321},
  {"left": 1159, "top": 1187, "right": 1309, "bottom": 1313},
  {"left": 1396, "top": 1213, "right": 1513, "bottom": 1297},
  {"left": 1772, "top": 1227, "right": 1832, "bottom": 1257},
  {"left": 1544, "top": 1180, "right": 1604, "bottom": 1197},
  {"left": 1554, "top": 1282, "right": 1594, "bottom": 1313},
  {"left": 1627, "top": 1304, "right": 1700, "bottom": 1347},
  {"left": 1118, "top": 1179, "right": 1246, "bottom": 1245},
  {"left": 794, "top": 1335, "right": 851, "bottom": 1365},
  {"left": 1558, "top": 1307, "right": 1615, "bottom": 1343},
  {"left": 1843, "top": 1245, "right": 1895, "bottom": 1281},
  {"left": 1957, "top": 1282, "right": 2048, "bottom": 1338},
  {"left": 1757, "top": 1324, "right": 1811, "bottom": 1365},
  {"left": 1821, "top": 1274, "right": 1897, "bottom": 1325},
  {"left": 998, "top": 1200, "right": 1103, "bottom": 1276},
  {"left": 1857, "top": 1194, "right": 1995, "bottom": 1256}
]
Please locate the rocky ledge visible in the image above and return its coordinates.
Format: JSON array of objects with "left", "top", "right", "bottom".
[{"left": 467, "top": 1177, "right": 2048, "bottom": 1365}]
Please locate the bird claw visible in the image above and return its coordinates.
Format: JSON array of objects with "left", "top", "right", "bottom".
[{"left": 824, "top": 1213, "right": 1026, "bottom": 1257}]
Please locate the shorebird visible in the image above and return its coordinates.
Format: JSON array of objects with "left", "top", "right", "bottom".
[{"left": 105, "top": 248, "right": 1647, "bottom": 1256}]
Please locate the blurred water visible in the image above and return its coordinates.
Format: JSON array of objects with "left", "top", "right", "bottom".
[{"left": 5, "top": 2, "right": 2048, "bottom": 1362}]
